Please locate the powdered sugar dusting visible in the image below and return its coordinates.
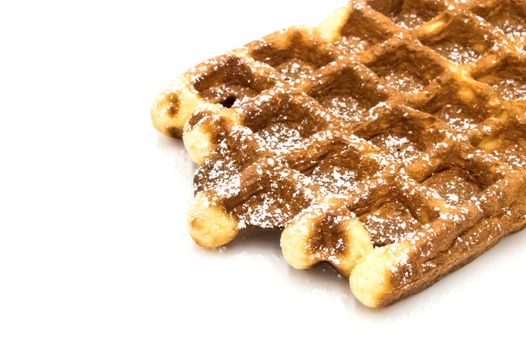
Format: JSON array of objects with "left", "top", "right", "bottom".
[
  {"left": 321, "top": 96, "right": 368, "bottom": 122},
  {"left": 381, "top": 70, "right": 426, "bottom": 93},
  {"left": 437, "top": 104, "right": 481, "bottom": 131},
  {"left": 309, "top": 165, "right": 360, "bottom": 194},
  {"left": 488, "top": 78, "right": 526, "bottom": 100},
  {"left": 171, "top": 0, "right": 526, "bottom": 300},
  {"left": 434, "top": 42, "right": 482, "bottom": 65},
  {"left": 256, "top": 123, "right": 305, "bottom": 155}
]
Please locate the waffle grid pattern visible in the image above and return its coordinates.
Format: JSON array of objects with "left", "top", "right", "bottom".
[{"left": 152, "top": 0, "right": 526, "bottom": 307}]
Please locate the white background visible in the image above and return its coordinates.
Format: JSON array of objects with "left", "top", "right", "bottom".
[{"left": 0, "top": 0, "right": 525, "bottom": 349}]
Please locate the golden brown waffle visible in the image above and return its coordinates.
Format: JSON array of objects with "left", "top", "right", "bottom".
[{"left": 151, "top": 0, "right": 526, "bottom": 307}]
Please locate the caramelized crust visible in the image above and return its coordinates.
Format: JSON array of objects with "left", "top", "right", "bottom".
[{"left": 152, "top": 0, "right": 526, "bottom": 307}]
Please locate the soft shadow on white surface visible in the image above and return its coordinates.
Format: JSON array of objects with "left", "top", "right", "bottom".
[
  {"left": 152, "top": 129, "right": 526, "bottom": 346},
  {"left": 155, "top": 134, "right": 189, "bottom": 159},
  {"left": 227, "top": 228, "right": 352, "bottom": 297},
  {"left": 193, "top": 222, "right": 526, "bottom": 307},
  {"left": 189, "top": 221, "right": 526, "bottom": 315},
  {"left": 2, "top": 0, "right": 525, "bottom": 348},
  {"left": 155, "top": 126, "right": 526, "bottom": 319}
]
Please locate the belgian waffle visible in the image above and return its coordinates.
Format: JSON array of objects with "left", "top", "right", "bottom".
[{"left": 151, "top": 0, "right": 526, "bottom": 307}]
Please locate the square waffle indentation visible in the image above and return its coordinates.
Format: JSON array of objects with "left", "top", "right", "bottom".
[
  {"left": 248, "top": 28, "right": 336, "bottom": 84},
  {"left": 368, "top": 125, "right": 427, "bottom": 163},
  {"left": 429, "top": 148, "right": 506, "bottom": 199},
  {"left": 365, "top": 41, "right": 445, "bottom": 95},
  {"left": 357, "top": 106, "right": 447, "bottom": 165},
  {"left": 367, "top": 0, "right": 446, "bottom": 29},
  {"left": 302, "top": 140, "right": 384, "bottom": 195},
  {"left": 240, "top": 93, "right": 328, "bottom": 156},
  {"left": 306, "top": 63, "right": 389, "bottom": 124},
  {"left": 418, "top": 14, "right": 497, "bottom": 66},
  {"left": 473, "top": 57, "right": 526, "bottom": 101},
  {"left": 192, "top": 55, "right": 276, "bottom": 108},
  {"left": 422, "top": 168, "right": 484, "bottom": 206},
  {"left": 470, "top": 0, "right": 526, "bottom": 50},
  {"left": 359, "top": 199, "right": 421, "bottom": 247},
  {"left": 477, "top": 123, "right": 526, "bottom": 169},
  {"left": 419, "top": 78, "right": 498, "bottom": 132},
  {"left": 336, "top": 3, "right": 396, "bottom": 54}
]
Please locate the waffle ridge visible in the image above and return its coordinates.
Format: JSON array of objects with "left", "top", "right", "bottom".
[{"left": 152, "top": 0, "right": 526, "bottom": 307}]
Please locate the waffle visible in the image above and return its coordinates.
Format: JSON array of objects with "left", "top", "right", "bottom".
[{"left": 151, "top": 0, "right": 526, "bottom": 307}]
